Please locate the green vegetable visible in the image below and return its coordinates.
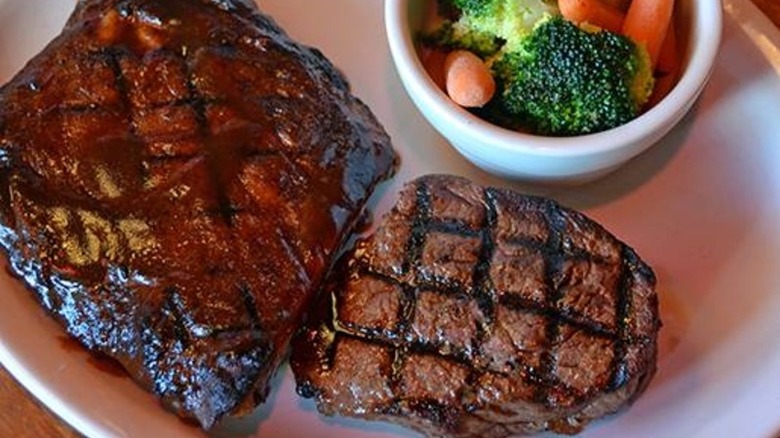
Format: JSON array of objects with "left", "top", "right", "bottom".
[
  {"left": 430, "top": 0, "right": 557, "bottom": 56},
  {"left": 425, "top": 2, "right": 655, "bottom": 136},
  {"left": 451, "top": 0, "right": 558, "bottom": 52},
  {"left": 491, "top": 16, "right": 654, "bottom": 135},
  {"left": 422, "top": 18, "right": 502, "bottom": 57}
]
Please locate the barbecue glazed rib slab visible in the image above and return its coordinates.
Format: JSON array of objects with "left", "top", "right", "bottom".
[
  {"left": 291, "top": 175, "right": 659, "bottom": 437},
  {"left": 0, "top": 0, "right": 396, "bottom": 428}
]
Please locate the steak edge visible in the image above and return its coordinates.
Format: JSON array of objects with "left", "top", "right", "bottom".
[{"left": 291, "top": 174, "right": 660, "bottom": 437}]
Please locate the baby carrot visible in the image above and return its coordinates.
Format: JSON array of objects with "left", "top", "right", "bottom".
[
  {"left": 656, "top": 22, "right": 679, "bottom": 76},
  {"left": 646, "top": 72, "right": 677, "bottom": 108},
  {"left": 600, "top": 0, "right": 631, "bottom": 12},
  {"left": 622, "top": 0, "right": 675, "bottom": 68},
  {"left": 444, "top": 50, "right": 496, "bottom": 108},
  {"left": 419, "top": 45, "right": 449, "bottom": 92},
  {"left": 559, "top": 0, "right": 626, "bottom": 33}
]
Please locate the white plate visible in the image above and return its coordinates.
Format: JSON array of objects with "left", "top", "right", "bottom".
[{"left": 0, "top": 0, "right": 779, "bottom": 437}]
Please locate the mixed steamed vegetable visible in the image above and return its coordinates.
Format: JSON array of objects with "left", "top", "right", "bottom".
[{"left": 419, "top": 0, "right": 679, "bottom": 136}]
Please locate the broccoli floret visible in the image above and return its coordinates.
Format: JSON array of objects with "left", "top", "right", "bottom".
[
  {"left": 422, "top": 19, "right": 502, "bottom": 57},
  {"left": 424, "top": 0, "right": 557, "bottom": 57},
  {"left": 489, "top": 16, "right": 655, "bottom": 136},
  {"left": 449, "top": 0, "right": 499, "bottom": 15},
  {"left": 452, "top": 0, "right": 558, "bottom": 52}
]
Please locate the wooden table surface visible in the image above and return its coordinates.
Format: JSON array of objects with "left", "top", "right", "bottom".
[{"left": 1, "top": 1, "right": 779, "bottom": 437}]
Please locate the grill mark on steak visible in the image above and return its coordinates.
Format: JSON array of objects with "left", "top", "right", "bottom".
[
  {"left": 0, "top": 0, "right": 397, "bottom": 428},
  {"left": 608, "top": 248, "right": 633, "bottom": 392},
  {"left": 608, "top": 245, "right": 654, "bottom": 391},
  {"left": 389, "top": 183, "right": 434, "bottom": 395},
  {"left": 104, "top": 48, "right": 133, "bottom": 114},
  {"left": 161, "top": 287, "right": 193, "bottom": 347},
  {"left": 498, "top": 293, "right": 622, "bottom": 341},
  {"left": 402, "top": 183, "right": 434, "bottom": 277},
  {"left": 471, "top": 188, "right": 499, "bottom": 347},
  {"left": 536, "top": 200, "right": 567, "bottom": 407},
  {"left": 292, "top": 175, "right": 659, "bottom": 437},
  {"left": 181, "top": 47, "right": 240, "bottom": 228},
  {"left": 239, "top": 283, "right": 262, "bottom": 331}
]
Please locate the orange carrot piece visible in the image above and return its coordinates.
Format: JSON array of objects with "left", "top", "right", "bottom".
[
  {"left": 559, "top": 0, "right": 626, "bottom": 33},
  {"left": 646, "top": 72, "right": 677, "bottom": 109},
  {"left": 622, "top": 0, "right": 675, "bottom": 68},
  {"left": 419, "top": 45, "right": 449, "bottom": 92},
  {"left": 656, "top": 22, "right": 679, "bottom": 76},
  {"left": 444, "top": 50, "right": 496, "bottom": 108},
  {"left": 600, "top": 0, "right": 631, "bottom": 13}
]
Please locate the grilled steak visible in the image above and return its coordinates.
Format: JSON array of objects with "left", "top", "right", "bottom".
[
  {"left": 0, "top": 0, "right": 396, "bottom": 428},
  {"left": 291, "top": 175, "right": 659, "bottom": 437}
]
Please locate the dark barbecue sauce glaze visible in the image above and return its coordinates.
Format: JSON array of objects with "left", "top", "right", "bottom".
[
  {"left": 0, "top": 0, "right": 396, "bottom": 428},
  {"left": 58, "top": 335, "right": 129, "bottom": 378}
]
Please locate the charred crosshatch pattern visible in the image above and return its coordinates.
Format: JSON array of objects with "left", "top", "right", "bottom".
[
  {"left": 28, "top": 41, "right": 284, "bottom": 368},
  {"left": 292, "top": 175, "right": 660, "bottom": 437},
  {"left": 0, "top": 0, "right": 397, "bottom": 428}
]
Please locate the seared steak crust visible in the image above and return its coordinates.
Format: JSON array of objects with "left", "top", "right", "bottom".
[
  {"left": 0, "top": 0, "right": 395, "bottom": 428},
  {"left": 292, "top": 175, "right": 659, "bottom": 437}
]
